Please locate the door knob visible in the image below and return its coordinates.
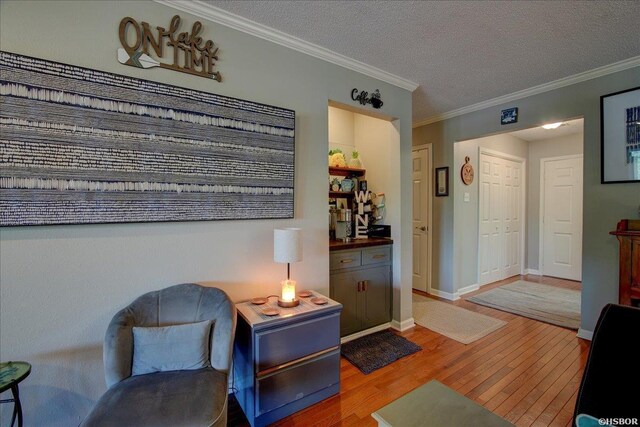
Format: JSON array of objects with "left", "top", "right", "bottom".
[{"left": 416, "top": 226, "right": 426, "bottom": 231}]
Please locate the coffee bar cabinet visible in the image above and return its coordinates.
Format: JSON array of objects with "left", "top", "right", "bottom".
[
  {"left": 233, "top": 294, "right": 342, "bottom": 427},
  {"left": 329, "top": 240, "right": 393, "bottom": 336}
]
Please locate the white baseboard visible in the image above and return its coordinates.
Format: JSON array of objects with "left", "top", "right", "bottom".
[
  {"left": 457, "top": 284, "right": 479, "bottom": 296},
  {"left": 525, "top": 269, "right": 541, "bottom": 276},
  {"left": 577, "top": 328, "right": 593, "bottom": 341},
  {"left": 429, "top": 285, "right": 478, "bottom": 301},
  {"left": 428, "top": 288, "right": 459, "bottom": 301},
  {"left": 340, "top": 323, "right": 391, "bottom": 344},
  {"left": 391, "top": 317, "right": 415, "bottom": 332}
]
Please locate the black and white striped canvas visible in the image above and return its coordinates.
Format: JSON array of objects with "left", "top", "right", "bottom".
[{"left": 0, "top": 51, "right": 295, "bottom": 226}]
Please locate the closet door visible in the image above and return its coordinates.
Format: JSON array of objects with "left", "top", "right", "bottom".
[
  {"left": 503, "top": 159, "right": 522, "bottom": 278},
  {"left": 479, "top": 156, "right": 504, "bottom": 285},
  {"left": 479, "top": 152, "right": 524, "bottom": 286}
]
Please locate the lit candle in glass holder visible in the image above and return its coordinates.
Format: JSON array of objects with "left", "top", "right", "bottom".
[{"left": 281, "top": 280, "right": 296, "bottom": 302}]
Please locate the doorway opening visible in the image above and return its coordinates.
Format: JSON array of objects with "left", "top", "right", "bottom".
[
  {"left": 327, "top": 101, "right": 404, "bottom": 339},
  {"left": 453, "top": 118, "right": 584, "bottom": 294},
  {"left": 327, "top": 102, "right": 399, "bottom": 230}
]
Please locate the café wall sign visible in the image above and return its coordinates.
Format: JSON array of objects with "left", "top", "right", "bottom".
[
  {"left": 351, "top": 88, "right": 383, "bottom": 109},
  {"left": 117, "top": 15, "right": 222, "bottom": 82}
]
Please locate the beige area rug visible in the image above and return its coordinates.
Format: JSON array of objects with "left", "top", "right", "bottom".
[
  {"left": 413, "top": 294, "right": 507, "bottom": 344},
  {"left": 467, "top": 280, "right": 580, "bottom": 330}
]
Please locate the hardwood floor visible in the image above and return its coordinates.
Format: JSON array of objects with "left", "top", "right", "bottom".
[{"left": 234, "top": 275, "right": 588, "bottom": 427}]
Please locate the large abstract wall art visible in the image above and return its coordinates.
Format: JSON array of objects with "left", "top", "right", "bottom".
[{"left": 0, "top": 52, "right": 295, "bottom": 226}]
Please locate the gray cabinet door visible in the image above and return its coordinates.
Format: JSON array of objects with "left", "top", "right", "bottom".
[
  {"left": 330, "top": 271, "right": 360, "bottom": 336},
  {"left": 358, "top": 266, "right": 392, "bottom": 330}
]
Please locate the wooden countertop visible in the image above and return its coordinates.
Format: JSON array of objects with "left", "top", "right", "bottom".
[{"left": 329, "top": 237, "right": 393, "bottom": 251}]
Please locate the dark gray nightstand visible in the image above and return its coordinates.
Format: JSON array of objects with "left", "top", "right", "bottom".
[{"left": 233, "top": 292, "right": 342, "bottom": 427}]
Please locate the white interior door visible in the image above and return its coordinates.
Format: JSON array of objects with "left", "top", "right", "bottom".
[
  {"left": 412, "top": 147, "right": 431, "bottom": 292},
  {"left": 542, "top": 156, "right": 583, "bottom": 281},
  {"left": 503, "top": 160, "right": 522, "bottom": 278},
  {"left": 479, "top": 156, "right": 503, "bottom": 285},
  {"left": 479, "top": 151, "right": 524, "bottom": 286}
]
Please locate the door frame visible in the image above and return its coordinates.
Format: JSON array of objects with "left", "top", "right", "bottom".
[
  {"left": 412, "top": 143, "right": 433, "bottom": 294},
  {"left": 477, "top": 147, "right": 527, "bottom": 286},
  {"left": 538, "top": 154, "right": 583, "bottom": 278}
]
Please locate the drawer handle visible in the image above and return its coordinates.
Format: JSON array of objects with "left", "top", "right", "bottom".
[
  {"left": 357, "top": 281, "right": 362, "bottom": 292},
  {"left": 363, "top": 280, "right": 369, "bottom": 291},
  {"left": 372, "top": 254, "right": 386, "bottom": 259},
  {"left": 340, "top": 258, "right": 354, "bottom": 264}
]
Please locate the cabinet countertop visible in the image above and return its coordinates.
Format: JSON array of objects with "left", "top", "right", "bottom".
[{"left": 329, "top": 237, "right": 393, "bottom": 251}]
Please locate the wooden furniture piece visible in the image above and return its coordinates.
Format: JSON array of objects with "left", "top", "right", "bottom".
[
  {"left": 233, "top": 292, "right": 342, "bottom": 427},
  {"left": 330, "top": 242, "right": 392, "bottom": 337},
  {"left": 610, "top": 219, "right": 640, "bottom": 306},
  {"left": 0, "top": 361, "right": 31, "bottom": 427}
]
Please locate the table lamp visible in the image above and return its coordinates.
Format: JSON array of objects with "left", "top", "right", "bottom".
[{"left": 274, "top": 228, "right": 302, "bottom": 308}]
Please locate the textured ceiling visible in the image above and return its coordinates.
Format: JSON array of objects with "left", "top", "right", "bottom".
[{"left": 207, "top": 1, "right": 640, "bottom": 123}]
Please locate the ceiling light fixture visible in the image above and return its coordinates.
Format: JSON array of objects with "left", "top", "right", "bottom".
[{"left": 542, "top": 122, "right": 563, "bottom": 130}]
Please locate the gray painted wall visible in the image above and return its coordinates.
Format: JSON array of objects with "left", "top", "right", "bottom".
[
  {"left": 453, "top": 133, "right": 529, "bottom": 291},
  {"left": 0, "top": 1, "right": 413, "bottom": 425},
  {"left": 527, "top": 132, "right": 584, "bottom": 270},
  {"left": 413, "top": 66, "right": 640, "bottom": 334}
]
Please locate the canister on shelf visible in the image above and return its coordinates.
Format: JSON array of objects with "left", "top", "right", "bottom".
[{"left": 336, "top": 209, "right": 353, "bottom": 241}]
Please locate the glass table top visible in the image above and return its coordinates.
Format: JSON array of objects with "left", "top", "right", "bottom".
[{"left": 0, "top": 362, "right": 31, "bottom": 392}]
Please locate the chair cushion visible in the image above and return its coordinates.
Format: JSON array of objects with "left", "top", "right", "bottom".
[
  {"left": 81, "top": 368, "right": 228, "bottom": 427},
  {"left": 132, "top": 320, "right": 212, "bottom": 376}
]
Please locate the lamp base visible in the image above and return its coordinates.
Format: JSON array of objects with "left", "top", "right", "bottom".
[{"left": 277, "top": 298, "right": 300, "bottom": 308}]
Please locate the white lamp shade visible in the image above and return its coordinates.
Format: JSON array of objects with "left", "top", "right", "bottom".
[{"left": 274, "top": 228, "right": 302, "bottom": 263}]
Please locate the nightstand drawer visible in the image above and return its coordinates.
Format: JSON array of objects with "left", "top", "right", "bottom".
[
  {"left": 330, "top": 250, "right": 361, "bottom": 270},
  {"left": 362, "top": 246, "right": 391, "bottom": 265},
  {"left": 255, "top": 312, "right": 340, "bottom": 371},
  {"left": 256, "top": 349, "right": 340, "bottom": 416}
]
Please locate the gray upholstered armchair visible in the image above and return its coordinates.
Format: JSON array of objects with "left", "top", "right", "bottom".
[{"left": 81, "top": 283, "right": 236, "bottom": 427}]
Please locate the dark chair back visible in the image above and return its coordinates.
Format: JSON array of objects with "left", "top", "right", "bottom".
[{"left": 574, "top": 303, "right": 640, "bottom": 423}]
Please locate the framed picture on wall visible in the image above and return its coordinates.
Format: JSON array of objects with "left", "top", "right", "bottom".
[
  {"left": 601, "top": 86, "right": 640, "bottom": 183},
  {"left": 435, "top": 167, "right": 449, "bottom": 197},
  {"left": 0, "top": 52, "right": 295, "bottom": 226}
]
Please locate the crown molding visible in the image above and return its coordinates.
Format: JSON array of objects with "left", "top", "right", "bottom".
[
  {"left": 413, "top": 55, "right": 640, "bottom": 128},
  {"left": 155, "top": 0, "right": 419, "bottom": 92}
]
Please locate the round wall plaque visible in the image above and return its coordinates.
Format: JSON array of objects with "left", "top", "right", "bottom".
[{"left": 461, "top": 156, "right": 474, "bottom": 185}]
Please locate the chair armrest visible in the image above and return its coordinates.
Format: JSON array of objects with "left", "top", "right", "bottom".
[
  {"left": 210, "top": 297, "right": 237, "bottom": 374},
  {"left": 104, "top": 307, "right": 136, "bottom": 388}
]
